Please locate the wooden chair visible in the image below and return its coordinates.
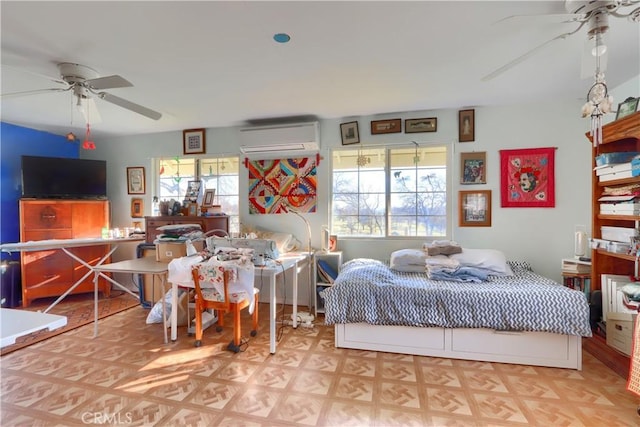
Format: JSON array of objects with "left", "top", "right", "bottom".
[{"left": 191, "top": 262, "right": 259, "bottom": 352}]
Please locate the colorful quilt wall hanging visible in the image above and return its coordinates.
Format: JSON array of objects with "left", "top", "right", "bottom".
[
  {"left": 500, "top": 147, "right": 555, "bottom": 208},
  {"left": 248, "top": 157, "right": 317, "bottom": 214}
]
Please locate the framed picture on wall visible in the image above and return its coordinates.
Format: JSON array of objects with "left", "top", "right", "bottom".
[
  {"left": 126, "top": 167, "right": 145, "bottom": 195},
  {"left": 130, "top": 198, "right": 144, "bottom": 218},
  {"left": 371, "top": 119, "right": 402, "bottom": 135},
  {"left": 183, "top": 128, "right": 206, "bottom": 155},
  {"left": 459, "top": 190, "right": 491, "bottom": 227},
  {"left": 340, "top": 121, "right": 360, "bottom": 145},
  {"left": 458, "top": 109, "right": 475, "bottom": 142},
  {"left": 460, "top": 152, "right": 486, "bottom": 184},
  {"left": 405, "top": 117, "right": 437, "bottom": 133}
]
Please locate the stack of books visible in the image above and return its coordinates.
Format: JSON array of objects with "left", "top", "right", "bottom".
[{"left": 561, "top": 258, "right": 591, "bottom": 275}]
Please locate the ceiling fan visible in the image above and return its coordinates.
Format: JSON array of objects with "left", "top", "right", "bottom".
[
  {"left": 1, "top": 62, "right": 162, "bottom": 121},
  {"left": 482, "top": 0, "right": 640, "bottom": 82}
]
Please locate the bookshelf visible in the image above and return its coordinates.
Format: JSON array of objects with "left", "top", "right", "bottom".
[{"left": 561, "top": 258, "right": 591, "bottom": 298}]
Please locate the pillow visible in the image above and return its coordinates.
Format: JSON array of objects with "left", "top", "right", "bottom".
[
  {"left": 391, "top": 264, "right": 426, "bottom": 273},
  {"left": 450, "top": 248, "right": 513, "bottom": 276},
  {"left": 507, "top": 260, "right": 532, "bottom": 273},
  {"left": 390, "top": 249, "right": 427, "bottom": 267}
]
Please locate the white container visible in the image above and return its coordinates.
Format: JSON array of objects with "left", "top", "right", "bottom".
[
  {"left": 607, "top": 241, "right": 631, "bottom": 254},
  {"left": 574, "top": 230, "right": 587, "bottom": 257},
  {"left": 601, "top": 226, "right": 638, "bottom": 243},
  {"left": 590, "top": 238, "right": 608, "bottom": 249},
  {"left": 606, "top": 312, "right": 637, "bottom": 356}
]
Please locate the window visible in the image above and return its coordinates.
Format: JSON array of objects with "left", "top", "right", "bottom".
[
  {"left": 331, "top": 144, "right": 449, "bottom": 238},
  {"left": 157, "top": 156, "right": 240, "bottom": 233}
]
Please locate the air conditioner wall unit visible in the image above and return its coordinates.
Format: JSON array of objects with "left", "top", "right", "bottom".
[{"left": 239, "top": 122, "right": 320, "bottom": 155}]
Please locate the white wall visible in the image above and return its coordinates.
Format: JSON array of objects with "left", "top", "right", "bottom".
[{"left": 85, "top": 97, "right": 607, "bottom": 286}]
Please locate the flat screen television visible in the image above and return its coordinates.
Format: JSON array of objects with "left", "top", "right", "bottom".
[{"left": 21, "top": 155, "right": 107, "bottom": 199}]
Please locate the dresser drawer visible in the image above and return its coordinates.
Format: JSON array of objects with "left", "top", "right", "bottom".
[
  {"left": 22, "top": 250, "right": 73, "bottom": 286},
  {"left": 23, "top": 230, "right": 73, "bottom": 241},
  {"left": 21, "top": 203, "right": 72, "bottom": 230}
]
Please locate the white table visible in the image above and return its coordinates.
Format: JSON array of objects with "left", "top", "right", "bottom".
[
  {"left": 0, "top": 308, "right": 67, "bottom": 348},
  {"left": 92, "top": 257, "right": 169, "bottom": 343},
  {"left": 0, "top": 236, "right": 144, "bottom": 313},
  {"left": 169, "top": 253, "right": 310, "bottom": 354}
]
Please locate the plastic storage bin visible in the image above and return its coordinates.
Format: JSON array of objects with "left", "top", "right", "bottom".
[
  {"left": 595, "top": 152, "right": 640, "bottom": 167},
  {"left": 601, "top": 226, "right": 638, "bottom": 243}
]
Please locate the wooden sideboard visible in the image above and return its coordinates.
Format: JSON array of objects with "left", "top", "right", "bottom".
[
  {"left": 19, "top": 199, "right": 111, "bottom": 307},
  {"left": 144, "top": 215, "right": 229, "bottom": 243}
]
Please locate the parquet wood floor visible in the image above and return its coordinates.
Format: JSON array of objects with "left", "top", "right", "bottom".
[{"left": 1, "top": 303, "right": 639, "bottom": 426}]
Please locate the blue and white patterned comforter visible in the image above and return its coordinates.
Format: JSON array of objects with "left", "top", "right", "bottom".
[{"left": 323, "top": 259, "right": 592, "bottom": 337}]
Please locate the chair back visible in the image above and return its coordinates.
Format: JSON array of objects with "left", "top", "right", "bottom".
[{"left": 191, "top": 263, "right": 231, "bottom": 309}]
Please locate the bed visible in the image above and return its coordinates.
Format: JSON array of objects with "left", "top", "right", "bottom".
[{"left": 322, "top": 256, "right": 592, "bottom": 370}]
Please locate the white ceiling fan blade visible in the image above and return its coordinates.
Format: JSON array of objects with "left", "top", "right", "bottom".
[
  {"left": 492, "top": 12, "right": 587, "bottom": 26},
  {"left": 0, "top": 87, "right": 69, "bottom": 98},
  {"left": 86, "top": 75, "right": 133, "bottom": 90},
  {"left": 481, "top": 33, "right": 570, "bottom": 81},
  {"left": 2, "top": 63, "right": 67, "bottom": 85},
  {"left": 97, "top": 92, "right": 162, "bottom": 120}
]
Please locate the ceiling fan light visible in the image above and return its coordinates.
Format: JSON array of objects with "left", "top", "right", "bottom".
[{"left": 591, "top": 43, "right": 607, "bottom": 57}]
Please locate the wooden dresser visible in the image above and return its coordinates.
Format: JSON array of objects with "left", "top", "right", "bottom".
[
  {"left": 19, "top": 199, "right": 111, "bottom": 307},
  {"left": 144, "top": 215, "right": 229, "bottom": 243}
]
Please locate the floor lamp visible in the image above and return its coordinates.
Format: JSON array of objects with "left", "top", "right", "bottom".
[{"left": 286, "top": 207, "right": 315, "bottom": 323}]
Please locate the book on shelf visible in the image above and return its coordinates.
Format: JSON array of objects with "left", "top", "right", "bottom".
[
  {"left": 561, "top": 258, "right": 591, "bottom": 274},
  {"left": 562, "top": 265, "right": 591, "bottom": 274},
  {"left": 562, "top": 275, "right": 591, "bottom": 299}
]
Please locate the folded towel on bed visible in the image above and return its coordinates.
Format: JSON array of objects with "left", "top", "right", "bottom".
[
  {"left": 428, "top": 265, "right": 492, "bottom": 282},
  {"left": 425, "top": 256, "right": 460, "bottom": 268},
  {"left": 423, "top": 240, "right": 462, "bottom": 256}
]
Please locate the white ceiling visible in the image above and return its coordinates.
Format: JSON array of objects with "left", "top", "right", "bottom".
[{"left": 1, "top": 1, "right": 639, "bottom": 139}]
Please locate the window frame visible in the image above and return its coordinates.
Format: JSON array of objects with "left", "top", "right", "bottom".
[
  {"left": 329, "top": 143, "right": 452, "bottom": 240},
  {"left": 154, "top": 156, "right": 240, "bottom": 233}
]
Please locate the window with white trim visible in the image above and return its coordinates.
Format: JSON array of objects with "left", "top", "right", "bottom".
[
  {"left": 331, "top": 144, "right": 448, "bottom": 238},
  {"left": 157, "top": 156, "right": 240, "bottom": 233}
]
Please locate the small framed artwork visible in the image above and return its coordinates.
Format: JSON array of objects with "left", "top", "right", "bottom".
[
  {"left": 185, "top": 180, "right": 202, "bottom": 202},
  {"left": 459, "top": 190, "right": 491, "bottom": 227},
  {"left": 371, "top": 118, "right": 402, "bottom": 135},
  {"left": 616, "top": 97, "right": 639, "bottom": 120},
  {"left": 340, "top": 121, "right": 360, "bottom": 145},
  {"left": 202, "top": 189, "right": 216, "bottom": 207},
  {"left": 458, "top": 109, "right": 475, "bottom": 142},
  {"left": 131, "top": 198, "right": 144, "bottom": 218},
  {"left": 126, "top": 167, "right": 145, "bottom": 195},
  {"left": 187, "top": 202, "right": 198, "bottom": 217},
  {"left": 460, "top": 152, "right": 487, "bottom": 184},
  {"left": 405, "top": 117, "right": 437, "bottom": 133},
  {"left": 183, "top": 128, "right": 206, "bottom": 155}
]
